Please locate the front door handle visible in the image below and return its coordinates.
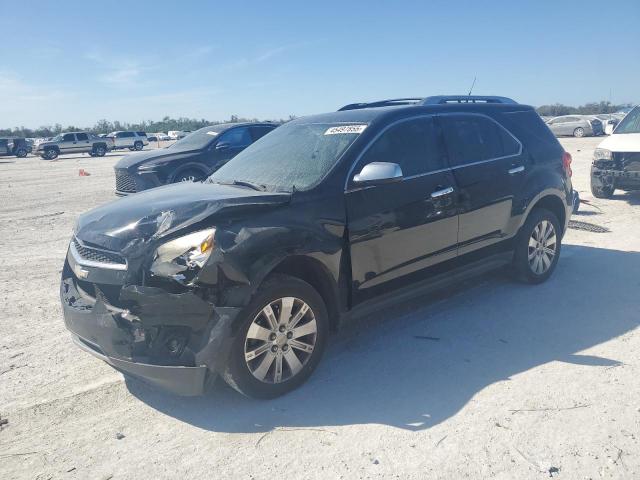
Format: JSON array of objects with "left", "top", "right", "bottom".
[
  {"left": 508, "top": 166, "right": 525, "bottom": 175},
  {"left": 431, "top": 186, "right": 454, "bottom": 198}
]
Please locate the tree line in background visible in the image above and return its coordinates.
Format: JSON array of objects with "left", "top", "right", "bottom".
[
  {"left": 0, "top": 114, "right": 294, "bottom": 138},
  {"left": 0, "top": 101, "right": 635, "bottom": 138},
  {"left": 535, "top": 101, "right": 632, "bottom": 117}
]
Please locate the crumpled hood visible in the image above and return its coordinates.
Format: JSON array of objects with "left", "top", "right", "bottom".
[
  {"left": 75, "top": 182, "right": 291, "bottom": 253},
  {"left": 597, "top": 133, "right": 640, "bottom": 153},
  {"left": 114, "top": 147, "right": 200, "bottom": 170}
]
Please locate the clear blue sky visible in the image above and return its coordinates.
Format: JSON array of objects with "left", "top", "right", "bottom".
[{"left": 2, "top": 0, "right": 638, "bottom": 128}]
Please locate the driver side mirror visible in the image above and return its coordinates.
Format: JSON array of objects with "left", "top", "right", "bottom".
[
  {"left": 352, "top": 162, "right": 403, "bottom": 186},
  {"left": 216, "top": 141, "right": 231, "bottom": 151}
]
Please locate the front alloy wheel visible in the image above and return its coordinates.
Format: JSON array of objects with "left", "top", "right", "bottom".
[
  {"left": 223, "top": 274, "right": 328, "bottom": 398},
  {"left": 245, "top": 297, "right": 317, "bottom": 384}
]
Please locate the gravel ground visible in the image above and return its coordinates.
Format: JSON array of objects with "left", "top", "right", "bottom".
[{"left": 1, "top": 137, "right": 639, "bottom": 479}]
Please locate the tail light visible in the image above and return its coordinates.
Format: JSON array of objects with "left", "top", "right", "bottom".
[{"left": 562, "top": 152, "right": 573, "bottom": 177}]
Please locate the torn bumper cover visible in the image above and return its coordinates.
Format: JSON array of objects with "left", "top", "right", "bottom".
[{"left": 60, "top": 255, "right": 239, "bottom": 396}]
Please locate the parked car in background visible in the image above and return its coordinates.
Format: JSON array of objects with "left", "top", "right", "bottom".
[
  {"left": 113, "top": 122, "right": 277, "bottom": 195},
  {"left": 35, "top": 132, "right": 114, "bottom": 160},
  {"left": 546, "top": 115, "right": 603, "bottom": 137},
  {"left": 0, "top": 137, "right": 32, "bottom": 158},
  {"left": 595, "top": 115, "right": 620, "bottom": 135},
  {"left": 63, "top": 95, "right": 573, "bottom": 398},
  {"left": 107, "top": 131, "right": 149, "bottom": 151},
  {"left": 158, "top": 133, "right": 171, "bottom": 141},
  {"left": 591, "top": 105, "right": 640, "bottom": 198}
]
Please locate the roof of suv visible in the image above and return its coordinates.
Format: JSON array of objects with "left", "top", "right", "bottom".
[{"left": 292, "top": 102, "right": 536, "bottom": 126}]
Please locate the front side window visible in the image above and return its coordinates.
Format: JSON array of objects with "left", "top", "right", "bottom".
[
  {"left": 440, "top": 114, "right": 520, "bottom": 167},
  {"left": 208, "top": 122, "right": 364, "bottom": 191},
  {"left": 62, "top": 133, "right": 75, "bottom": 142},
  {"left": 218, "top": 127, "right": 252, "bottom": 148},
  {"left": 356, "top": 116, "right": 445, "bottom": 178},
  {"left": 614, "top": 107, "right": 640, "bottom": 134}
]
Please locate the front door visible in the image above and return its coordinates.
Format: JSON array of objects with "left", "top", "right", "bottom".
[
  {"left": 212, "top": 126, "right": 253, "bottom": 168},
  {"left": 345, "top": 116, "right": 459, "bottom": 305},
  {"left": 60, "top": 133, "right": 77, "bottom": 154},
  {"left": 438, "top": 113, "right": 525, "bottom": 256}
]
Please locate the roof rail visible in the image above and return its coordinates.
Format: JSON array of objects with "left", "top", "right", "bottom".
[
  {"left": 422, "top": 95, "right": 517, "bottom": 105},
  {"left": 337, "top": 98, "right": 424, "bottom": 111}
]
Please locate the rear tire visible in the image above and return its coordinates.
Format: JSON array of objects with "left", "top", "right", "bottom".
[
  {"left": 94, "top": 145, "right": 107, "bottom": 157},
  {"left": 512, "top": 208, "right": 561, "bottom": 284},
  {"left": 222, "top": 274, "right": 329, "bottom": 399},
  {"left": 573, "top": 127, "right": 585, "bottom": 138},
  {"left": 134, "top": 141, "right": 143, "bottom": 151}
]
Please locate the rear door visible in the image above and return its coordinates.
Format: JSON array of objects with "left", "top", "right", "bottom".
[
  {"left": 345, "top": 115, "right": 459, "bottom": 305},
  {"left": 75, "top": 132, "right": 91, "bottom": 152},
  {"left": 438, "top": 113, "right": 524, "bottom": 256}
]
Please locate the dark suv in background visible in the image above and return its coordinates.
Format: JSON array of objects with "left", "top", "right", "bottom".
[
  {"left": 61, "top": 96, "right": 572, "bottom": 399},
  {"left": 0, "top": 137, "right": 31, "bottom": 157},
  {"left": 113, "top": 122, "right": 277, "bottom": 195}
]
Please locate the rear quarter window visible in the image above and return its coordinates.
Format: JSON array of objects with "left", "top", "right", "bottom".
[{"left": 497, "top": 110, "right": 563, "bottom": 163}]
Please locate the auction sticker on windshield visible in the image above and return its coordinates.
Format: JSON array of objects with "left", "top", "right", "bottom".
[
  {"left": 324, "top": 125, "right": 367, "bottom": 135},
  {"left": 206, "top": 131, "right": 219, "bottom": 136}
]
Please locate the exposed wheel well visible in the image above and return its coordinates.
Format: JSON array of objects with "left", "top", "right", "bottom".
[
  {"left": 271, "top": 256, "right": 340, "bottom": 331},
  {"left": 531, "top": 195, "right": 566, "bottom": 233}
]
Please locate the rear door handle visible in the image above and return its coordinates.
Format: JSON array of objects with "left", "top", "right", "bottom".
[
  {"left": 508, "top": 166, "right": 525, "bottom": 175},
  {"left": 431, "top": 186, "right": 454, "bottom": 198}
]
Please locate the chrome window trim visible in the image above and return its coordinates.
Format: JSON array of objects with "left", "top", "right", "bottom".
[{"left": 70, "top": 238, "right": 127, "bottom": 271}]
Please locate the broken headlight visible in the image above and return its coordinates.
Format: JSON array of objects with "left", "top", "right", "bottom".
[
  {"left": 150, "top": 229, "right": 215, "bottom": 278},
  {"left": 593, "top": 148, "right": 612, "bottom": 161}
]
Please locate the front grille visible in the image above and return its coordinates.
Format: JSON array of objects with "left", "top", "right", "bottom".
[
  {"left": 115, "top": 169, "right": 137, "bottom": 193},
  {"left": 72, "top": 238, "right": 126, "bottom": 266}
]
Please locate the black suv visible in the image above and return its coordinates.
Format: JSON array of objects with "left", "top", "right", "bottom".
[
  {"left": 113, "top": 123, "right": 277, "bottom": 195},
  {"left": 61, "top": 96, "right": 573, "bottom": 398},
  {"left": 0, "top": 137, "right": 31, "bottom": 158}
]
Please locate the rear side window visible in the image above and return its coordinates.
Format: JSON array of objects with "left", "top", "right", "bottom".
[
  {"left": 440, "top": 114, "right": 520, "bottom": 167},
  {"left": 62, "top": 133, "right": 75, "bottom": 141},
  {"left": 76, "top": 133, "right": 88, "bottom": 141},
  {"left": 357, "top": 116, "right": 445, "bottom": 177}
]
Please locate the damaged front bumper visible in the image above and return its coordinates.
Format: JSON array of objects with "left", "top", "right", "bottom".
[{"left": 60, "top": 245, "right": 239, "bottom": 396}]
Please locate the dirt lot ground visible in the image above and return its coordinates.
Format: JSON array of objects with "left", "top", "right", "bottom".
[{"left": 1, "top": 137, "right": 639, "bottom": 479}]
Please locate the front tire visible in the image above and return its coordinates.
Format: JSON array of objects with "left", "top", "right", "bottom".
[
  {"left": 15, "top": 148, "right": 27, "bottom": 158},
  {"left": 513, "top": 208, "right": 561, "bottom": 284},
  {"left": 573, "top": 127, "right": 585, "bottom": 138},
  {"left": 43, "top": 148, "right": 58, "bottom": 160},
  {"left": 222, "top": 274, "right": 329, "bottom": 399},
  {"left": 173, "top": 169, "right": 204, "bottom": 183},
  {"left": 591, "top": 182, "right": 614, "bottom": 199}
]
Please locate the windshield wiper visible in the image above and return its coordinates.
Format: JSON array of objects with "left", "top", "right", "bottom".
[{"left": 210, "top": 179, "right": 267, "bottom": 191}]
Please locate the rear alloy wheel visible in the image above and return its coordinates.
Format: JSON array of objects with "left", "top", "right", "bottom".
[
  {"left": 573, "top": 127, "right": 585, "bottom": 138},
  {"left": 94, "top": 145, "right": 106, "bottom": 157},
  {"left": 513, "top": 208, "right": 561, "bottom": 284},
  {"left": 223, "top": 274, "right": 328, "bottom": 398},
  {"left": 134, "top": 141, "right": 143, "bottom": 151}
]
